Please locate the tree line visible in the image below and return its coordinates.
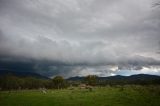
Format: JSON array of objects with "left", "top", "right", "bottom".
[
  {"left": 0, "top": 74, "right": 160, "bottom": 90},
  {"left": 0, "top": 74, "right": 68, "bottom": 90}
]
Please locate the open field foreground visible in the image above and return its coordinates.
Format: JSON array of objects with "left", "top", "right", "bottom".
[{"left": 0, "top": 85, "right": 160, "bottom": 106}]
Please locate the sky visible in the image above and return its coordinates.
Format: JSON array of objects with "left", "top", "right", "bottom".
[{"left": 0, "top": 0, "right": 160, "bottom": 78}]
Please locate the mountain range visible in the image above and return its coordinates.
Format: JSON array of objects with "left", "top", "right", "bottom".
[
  {"left": 0, "top": 69, "right": 48, "bottom": 79},
  {"left": 0, "top": 69, "right": 160, "bottom": 81},
  {"left": 67, "top": 74, "right": 160, "bottom": 81}
]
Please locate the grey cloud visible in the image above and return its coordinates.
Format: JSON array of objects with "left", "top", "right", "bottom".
[{"left": 0, "top": 0, "right": 160, "bottom": 77}]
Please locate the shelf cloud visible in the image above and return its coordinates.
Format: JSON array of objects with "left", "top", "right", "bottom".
[{"left": 0, "top": 0, "right": 160, "bottom": 77}]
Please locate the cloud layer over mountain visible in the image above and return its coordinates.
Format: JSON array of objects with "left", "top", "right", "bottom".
[{"left": 0, "top": 0, "right": 160, "bottom": 77}]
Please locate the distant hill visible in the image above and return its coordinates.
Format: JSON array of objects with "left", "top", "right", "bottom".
[
  {"left": 67, "top": 76, "right": 84, "bottom": 81},
  {"left": 67, "top": 74, "right": 160, "bottom": 81},
  {"left": 0, "top": 69, "right": 49, "bottom": 79}
]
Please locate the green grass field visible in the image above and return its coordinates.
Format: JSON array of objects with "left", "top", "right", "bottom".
[{"left": 0, "top": 85, "right": 160, "bottom": 106}]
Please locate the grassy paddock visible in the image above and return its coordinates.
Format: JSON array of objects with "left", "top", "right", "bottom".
[{"left": 0, "top": 85, "right": 160, "bottom": 106}]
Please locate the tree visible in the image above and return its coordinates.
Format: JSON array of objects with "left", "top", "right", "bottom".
[
  {"left": 84, "top": 75, "right": 97, "bottom": 86},
  {"left": 52, "top": 76, "right": 65, "bottom": 89}
]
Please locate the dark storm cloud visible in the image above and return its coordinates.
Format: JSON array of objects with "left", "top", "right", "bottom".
[{"left": 0, "top": 0, "right": 160, "bottom": 77}]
